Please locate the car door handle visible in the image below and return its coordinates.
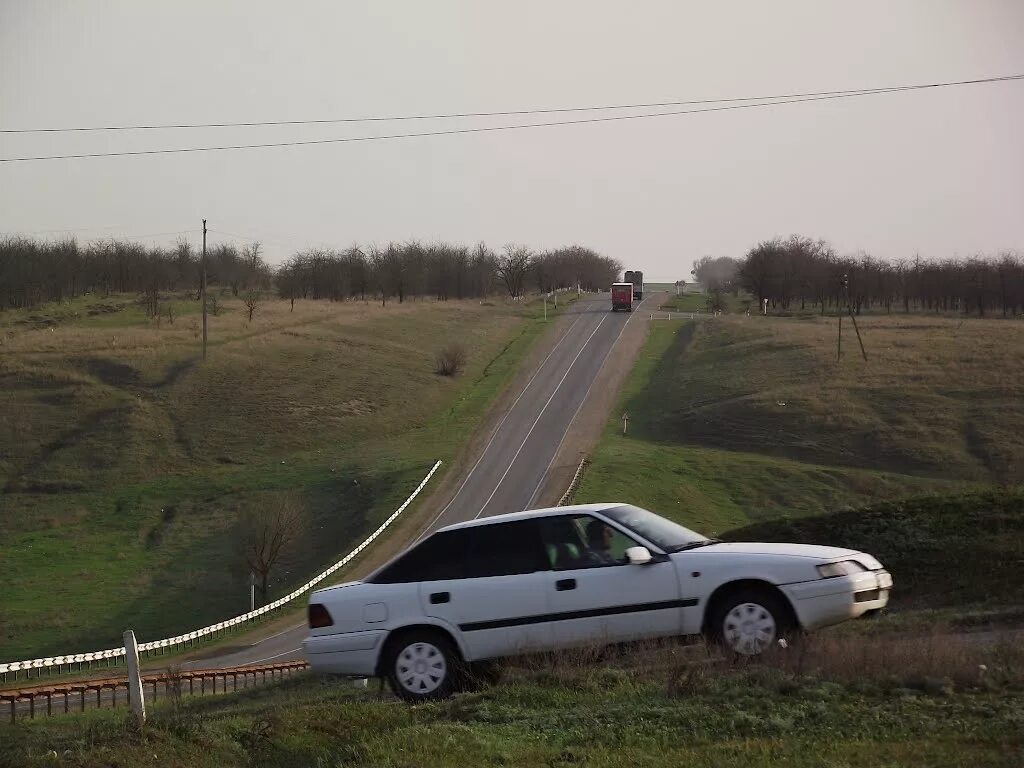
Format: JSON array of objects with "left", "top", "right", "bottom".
[
  {"left": 555, "top": 578, "right": 576, "bottom": 591},
  {"left": 429, "top": 591, "right": 450, "bottom": 604}
]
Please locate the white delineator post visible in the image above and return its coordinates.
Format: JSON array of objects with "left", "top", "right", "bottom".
[{"left": 123, "top": 630, "right": 145, "bottom": 722}]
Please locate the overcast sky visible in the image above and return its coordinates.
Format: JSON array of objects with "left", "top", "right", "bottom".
[{"left": 1, "top": 1, "right": 1021, "bottom": 279}]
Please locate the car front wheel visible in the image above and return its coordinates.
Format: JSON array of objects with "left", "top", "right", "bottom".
[
  {"left": 384, "top": 631, "right": 459, "bottom": 702},
  {"left": 708, "top": 588, "right": 794, "bottom": 656}
]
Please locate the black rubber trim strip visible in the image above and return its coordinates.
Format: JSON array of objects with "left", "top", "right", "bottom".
[{"left": 459, "top": 598, "right": 699, "bottom": 632}]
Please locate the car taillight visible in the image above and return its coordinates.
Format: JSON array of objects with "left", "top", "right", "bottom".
[{"left": 308, "top": 603, "right": 333, "bottom": 629}]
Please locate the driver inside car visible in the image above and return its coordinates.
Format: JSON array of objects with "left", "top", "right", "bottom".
[{"left": 581, "top": 519, "right": 619, "bottom": 566}]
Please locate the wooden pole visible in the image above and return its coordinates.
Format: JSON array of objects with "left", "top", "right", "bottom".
[{"left": 201, "top": 219, "right": 208, "bottom": 360}]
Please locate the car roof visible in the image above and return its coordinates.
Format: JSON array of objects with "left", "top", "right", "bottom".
[{"left": 437, "top": 503, "right": 623, "bottom": 533}]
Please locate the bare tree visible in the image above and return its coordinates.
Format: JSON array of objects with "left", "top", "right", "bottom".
[
  {"left": 497, "top": 244, "right": 532, "bottom": 299},
  {"left": 244, "top": 241, "right": 263, "bottom": 272},
  {"left": 243, "top": 289, "right": 260, "bottom": 322},
  {"left": 238, "top": 496, "right": 308, "bottom": 604}
]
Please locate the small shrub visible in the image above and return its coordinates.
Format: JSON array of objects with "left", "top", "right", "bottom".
[{"left": 436, "top": 344, "right": 467, "bottom": 376}]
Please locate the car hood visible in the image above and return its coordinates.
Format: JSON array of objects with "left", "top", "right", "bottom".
[{"left": 688, "top": 541, "right": 881, "bottom": 567}]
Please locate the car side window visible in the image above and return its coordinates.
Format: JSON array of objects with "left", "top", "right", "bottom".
[
  {"left": 368, "top": 520, "right": 547, "bottom": 583},
  {"left": 368, "top": 530, "right": 470, "bottom": 583},
  {"left": 540, "top": 515, "right": 639, "bottom": 570},
  {"left": 457, "top": 520, "right": 548, "bottom": 578}
]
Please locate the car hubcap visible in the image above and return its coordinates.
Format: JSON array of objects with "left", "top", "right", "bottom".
[
  {"left": 396, "top": 642, "right": 447, "bottom": 694},
  {"left": 723, "top": 602, "right": 776, "bottom": 655}
]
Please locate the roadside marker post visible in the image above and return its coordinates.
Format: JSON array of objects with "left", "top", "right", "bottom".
[
  {"left": 123, "top": 630, "right": 145, "bottom": 724},
  {"left": 622, "top": 412, "right": 630, "bottom": 436}
]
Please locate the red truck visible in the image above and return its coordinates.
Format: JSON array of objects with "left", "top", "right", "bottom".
[{"left": 611, "top": 282, "right": 634, "bottom": 312}]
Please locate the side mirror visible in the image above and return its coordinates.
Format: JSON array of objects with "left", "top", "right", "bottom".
[{"left": 624, "top": 546, "right": 653, "bottom": 565}]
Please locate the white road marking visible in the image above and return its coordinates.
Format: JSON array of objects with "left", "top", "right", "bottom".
[
  {"left": 251, "top": 622, "right": 306, "bottom": 645},
  {"left": 473, "top": 312, "right": 610, "bottom": 519},
  {"left": 526, "top": 295, "right": 651, "bottom": 508},
  {"left": 413, "top": 309, "right": 588, "bottom": 541},
  {"left": 249, "top": 646, "right": 304, "bottom": 664}
]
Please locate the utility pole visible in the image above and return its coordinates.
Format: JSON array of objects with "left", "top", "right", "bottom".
[
  {"left": 843, "top": 273, "right": 868, "bottom": 361},
  {"left": 249, "top": 571, "right": 255, "bottom": 611},
  {"left": 201, "top": 219, "right": 208, "bottom": 360}
]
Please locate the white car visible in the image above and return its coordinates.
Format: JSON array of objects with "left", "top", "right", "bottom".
[{"left": 304, "top": 503, "right": 891, "bottom": 701}]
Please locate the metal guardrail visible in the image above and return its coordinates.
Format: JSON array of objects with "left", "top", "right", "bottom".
[
  {"left": 0, "top": 661, "right": 309, "bottom": 723},
  {"left": 557, "top": 456, "right": 590, "bottom": 506},
  {"left": 0, "top": 461, "right": 442, "bottom": 681}
]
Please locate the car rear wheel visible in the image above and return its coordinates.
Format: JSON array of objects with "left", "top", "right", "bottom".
[
  {"left": 384, "top": 630, "right": 459, "bottom": 702},
  {"left": 708, "top": 588, "right": 794, "bottom": 656}
]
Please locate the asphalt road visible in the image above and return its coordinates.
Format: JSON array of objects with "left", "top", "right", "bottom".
[{"left": 178, "top": 291, "right": 649, "bottom": 671}]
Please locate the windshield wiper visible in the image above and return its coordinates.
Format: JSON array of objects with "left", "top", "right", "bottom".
[{"left": 669, "top": 539, "right": 721, "bottom": 553}]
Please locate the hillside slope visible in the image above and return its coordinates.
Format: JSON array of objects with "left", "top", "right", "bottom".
[
  {"left": 0, "top": 293, "right": 556, "bottom": 658},
  {"left": 576, "top": 314, "right": 1024, "bottom": 533}
]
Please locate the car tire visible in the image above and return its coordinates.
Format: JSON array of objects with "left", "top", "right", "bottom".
[
  {"left": 707, "top": 587, "right": 795, "bottom": 657},
  {"left": 384, "top": 630, "right": 461, "bottom": 702}
]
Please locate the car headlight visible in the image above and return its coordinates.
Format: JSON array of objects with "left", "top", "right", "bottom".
[{"left": 816, "top": 560, "right": 867, "bottom": 578}]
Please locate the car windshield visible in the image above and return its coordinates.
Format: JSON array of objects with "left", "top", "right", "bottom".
[{"left": 601, "top": 505, "right": 708, "bottom": 551}]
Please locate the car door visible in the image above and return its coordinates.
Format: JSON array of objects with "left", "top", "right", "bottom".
[
  {"left": 540, "top": 514, "right": 684, "bottom": 648},
  {"left": 418, "top": 520, "right": 553, "bottom": 661}
]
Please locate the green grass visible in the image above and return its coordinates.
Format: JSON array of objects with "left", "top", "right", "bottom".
[
  {"left": 659, "top": 291, "right": 753, "bottom": 314},
  {"left": 576, "top": 314, "right": 1024, "bottom": 536},
  {"left": 0, "top": 293, "right": 573, "bottom": 660},
  {"left": 725, "top": 488, "right": 1024, "bottom": 609},
  {"left": 3, "top": 654, "right": 1022, "bottom": 767}
]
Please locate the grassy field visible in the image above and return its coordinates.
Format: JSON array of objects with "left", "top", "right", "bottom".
[
  {"left": 575, "top": 313, "right": 1024, "bottom": 534},
  {"left": 659, "top": 290, "right": 754, "bottom": 314},
  {"left": 3, "top": 633, "right": 1022, "bottom": 767},
  {"left": 0, "top": 291, "right": 568, "bottom": 660},
  {"left": 725, "top": 489, "right": 1024, "bottom": 610}
]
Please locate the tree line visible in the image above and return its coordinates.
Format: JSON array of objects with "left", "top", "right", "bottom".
[
  {"left": 277, "top": 242, "right": 620, "bottom": 307},
  {"left": 693, "top": 236, "right": 1023, "bottom": 317},
  {"left": 0, "top": 236, "right": 619, "bottom": 311},
  {"left": 0, "top": 236, "right": 272, "bottom": 312}
]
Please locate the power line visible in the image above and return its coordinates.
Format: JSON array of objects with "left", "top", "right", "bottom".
[
  {"left": 3, "top": 75, "right": 1022, "bottom": 164},
  {"left": 0, "top": 227, "right": 196, "bottom": 240},
  {"left": 3, "top": 74, "right": 1021, "bottom": 134},
  {"left": 0, "top": 224, "right": 191, "bottom": 236}
]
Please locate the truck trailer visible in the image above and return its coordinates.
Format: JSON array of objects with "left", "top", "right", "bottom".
[
  {"left": 611, "top": 282, "right": 634, "bottom": 312},
  {"left": 624, "top": 270, "right": 644, "bottom": 300}
]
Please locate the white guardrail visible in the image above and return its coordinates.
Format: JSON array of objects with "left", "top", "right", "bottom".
[
  {"left": 557, "top": 456, "right": 589, "bottom": 507},
  {"left": 0, "top": 460, "right": 442, "bottom": 677}
]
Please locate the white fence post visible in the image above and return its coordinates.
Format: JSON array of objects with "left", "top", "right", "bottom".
[{"left": 123, "top": 630, "right": 145, "bottom": 723}]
